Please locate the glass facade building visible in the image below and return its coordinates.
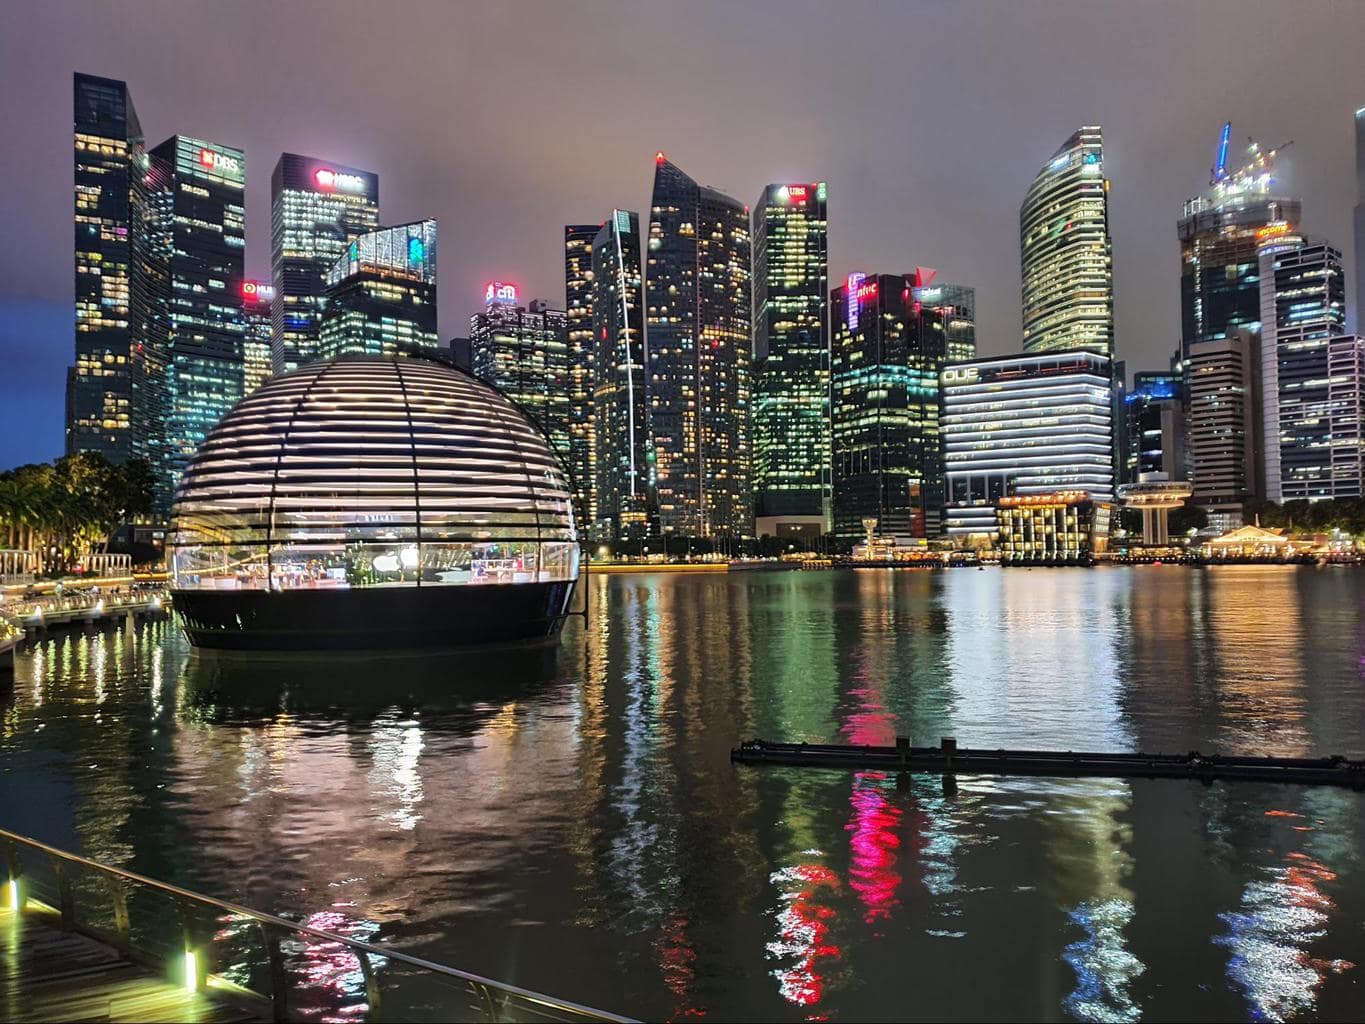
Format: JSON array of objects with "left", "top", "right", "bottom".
[
  {"left": 1020, "top": 127, "right": 1113, "bottom": 355},
  {"left": 69, "top": 73, "right": 143, "bottom": 462},
  {"left": 564, "top": 224, "right": 599, "bottom": 530},
  {"left": 1258, "top": 239, "right": 1356, "bottom": 501},
  {"left": 591, "top": 210, "right": 653, "bottom": 542},
  {"left": 270, "top": 153, "right": 380, "bottom": 373},
  {"left": 1356, "top": 107, "right": 1365, "bottom": 335},
  {"left": 241, "top": 280, "right": 274, "bottom": 398},
  {"left": 752, "top": 182, "right": 830, "bottom": 528},
  {"left": 831, "top": 273, "right": 949, "bottom": 540},
  {"left": 942, "top": 351, "right": 1115, "bottom": 537},
  {"left": 142, "top": 135, "right": 246, "bottom": 510},
  {"left": 1122, "top": 371, "right": 1185, "bottom": 483},
  {"left": 995, "top": 492, "right": 1112, "bottom": 565},
  {"left": 646, "top": 155, "right": 752, "bottom": 540},
  {"left": 1178, "top": 125, "right": 1299, "bottom": 358},
  {"left": 911, "top": 278, "right": 976, "bottom": 364},
  {"left": 470, "top": 283, "right": 571, "bottom": 460},
  {"left": 319, "top": 220, "right": 438, "bottom": 360},
  {"left": 169, "top": 356, "right": 578, "bottom": 650}
]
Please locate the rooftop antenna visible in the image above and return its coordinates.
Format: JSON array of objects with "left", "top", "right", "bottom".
[{"left": 1212, "top": 121, "right": 1231, "bottom": 183}]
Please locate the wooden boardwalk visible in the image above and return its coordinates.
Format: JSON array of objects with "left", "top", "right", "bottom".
[{"left": 0, "top": 905, "right": 265, "bottom": 1023}]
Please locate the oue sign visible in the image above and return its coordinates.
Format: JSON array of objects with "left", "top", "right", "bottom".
[{"left": 942, "top": 366, "right": 980, "bottom": 385}]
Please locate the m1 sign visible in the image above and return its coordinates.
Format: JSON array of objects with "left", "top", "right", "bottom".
[{"left": 485, "top": 281, "right": 519, "bottom": 305}]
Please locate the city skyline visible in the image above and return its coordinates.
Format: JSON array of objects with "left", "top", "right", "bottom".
[{"left": 2, "top": 1, "right": 1365, "bottom": 470}]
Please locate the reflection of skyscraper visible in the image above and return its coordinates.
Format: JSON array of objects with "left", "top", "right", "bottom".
[
  {"left": 752, "top": 182, "right": 829, "bottom": 535},
  {"left": 271, "top": 154, "right": 379, "bottom": 373},
  {"left": 470, "top": 282, "right": 571, "bottom": 458},
  {"left": 565, "top": 224, "right": 599, "bottom": 530},
  {"left": 591, "top": 211, "right": 653, "bottom": 541},
  {"left": 69, "top": 73, "right": 142, "bottom": 463},
  {"left": 647, "top": 155, "right": 753, "bottom": 540},
  {"left": 319, "top": 220, "right": 438, "bottom": 360},
  {"left": 1021, "top": 127, "right": 1113, "bottom": 355}
]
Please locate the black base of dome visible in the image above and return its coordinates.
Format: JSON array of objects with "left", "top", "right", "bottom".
[{"left": 172, "top": 581, "right": 577, "bottom": 651}]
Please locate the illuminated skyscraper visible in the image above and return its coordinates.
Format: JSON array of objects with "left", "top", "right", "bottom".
[
  {"left": 1178, "top": 123, "right": 1299, "bottom": 357},
  {"left": 69, "top": 73, "right": 142, "bottom": 462},
  {"left": 591, "top": 210, "right": 653, "bottom": 542},
  {"left": 646, "top": 154, "right": 752, "bottom": 540},
  {"left": 752, "top": 181, "right": 829, "bottom": 538},
  {"left": 910, "top": 275, "right": 976, "bottom": 363},
  {"left": 942, "top": 350, "right": 1115, "bottom": 537},
  {"left": 1258, "top": 238, "right": 1356, "bottom": 501},
  {"left": 270, "top": 153, "right": 379, "bottom": 373},
  {"left": 1187, "top": 330, "right": 1262, "bottom": 526},
  {"left": 319, "top": 220, "right": 438, "bottom": 360},
  {"left": 1354, "top": 106, "right": 1365, "bottom": 333},
  {"left": 564, "top": 223, "right": 599, "bottom": 529},
  {"left": 241, "top": 280, "right": 274, "bottom": 397},
  {"left": 1020, "top": 126, "right": 1113, "bottom": 354},
  {"left": 831, "top": 273, "right": 949, "bottom": 540},
  {"left": 470, "top": 282, "right": 571, "bottom": 458},
  {"left": 1122, "top": 372, "right": 1185, "bottom": 484},
  {"left": 145, "top": 136, "right": 246, "bottom": 508}
]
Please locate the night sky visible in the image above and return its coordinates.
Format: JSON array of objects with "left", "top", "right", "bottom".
[{"left": 2, "top": 0, "right": 1363, "bottom": 470}]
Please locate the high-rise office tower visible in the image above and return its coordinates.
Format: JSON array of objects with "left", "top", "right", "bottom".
[
  {"left": 831, "top": 273, "right": 949, "bottom": 540},
  {"left": 1258, "top": 237, "right": 1355, "bottom": 501},
  {"left": 1122, "top": 372, "right": 1185, "bottom": 484},
  {"left": 470, "top": 282, "right": 571, "bottom": 458},
  {"left": 1020, "top": 127, "right": 1113, "bottom": 354},
  {"left": 271, "top": 154, "right": 380, "bottom": 373},
  {"left": 564, "top": 223, "right": 599, "bottom": 529},
  {"left": 1179, "top": 123, "right": 1299, "bottom": 357},
  {"left": 591, "top": 210, "right": 653, "bottom": 542},
  {"left": 1354, "top": 107, "right": 1365, "bottom": 334},
  {"left": 241, "top": 280, "right": 274, "bottom": 397},
  {"left": 752, "top": 181, "right": 829, "bottom": 539},
  {"left": 69, "top": 73, "right": 143, "bottom": 462},
  {"left": 1187, "top": 329, "right": 1261, "bottom": 527},
  {"left": 319, "top": 220, "right": 438, "bottom": 360},
  {"left": 911, "top": 274, "right": 976, "bottom": 363},
  {"left": 942, "top": 350, "right": 1115, "bottom": 537},
  {"left": 646, "top": 154, "right": 753, "bottom": 540},
  {"left": 144, "top": 136, "right": 246, "bottom": 508}
]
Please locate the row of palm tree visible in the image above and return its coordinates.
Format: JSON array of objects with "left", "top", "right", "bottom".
[{"left": 0, "top": 453, "right": 154, "bottom": 575}]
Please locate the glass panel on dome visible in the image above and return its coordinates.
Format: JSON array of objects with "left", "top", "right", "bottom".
[
  {"left": 173, "top": 544, "right": 270, "bottom": 590},
  {"left": 267, "top": 543, "right": 349, "bottom": 590}
]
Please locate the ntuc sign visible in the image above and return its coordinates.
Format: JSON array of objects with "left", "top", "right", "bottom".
[{"left": 942, "top": 366, "right": 980, "bottom": 385}]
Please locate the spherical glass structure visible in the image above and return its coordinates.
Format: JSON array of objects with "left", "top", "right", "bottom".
[{"left": 169, "top": 355, "right": 579, "bottom": 650}]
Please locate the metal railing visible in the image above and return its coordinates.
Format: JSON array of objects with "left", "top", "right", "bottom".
[{"left": 1, "top": 827, "right": 633, "bottom": 1023}]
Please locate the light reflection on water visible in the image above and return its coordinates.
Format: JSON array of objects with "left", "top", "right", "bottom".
[{"left": 1, "top": 567, "right": 1364, "bottom": 1021}]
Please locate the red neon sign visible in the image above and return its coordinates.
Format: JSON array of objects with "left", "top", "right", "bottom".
[
  {"left": 485, "top": 281, "right": 519, "bottom": 305},
  {"left": 313, "top": 167, "right": 366, "bottom": 193}
]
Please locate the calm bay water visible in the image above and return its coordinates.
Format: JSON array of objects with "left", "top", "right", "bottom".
[{"left": 2, "top": 566, "right": 1364, "bottom": 1021}]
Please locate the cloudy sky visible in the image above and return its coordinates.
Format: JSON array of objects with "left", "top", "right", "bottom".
[{"left": 2, "top": 0, "right": 1363, "bottom": 468}]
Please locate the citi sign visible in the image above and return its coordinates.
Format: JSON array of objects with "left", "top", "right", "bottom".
[
  {"left": 485, "top": 281, "right": 519, "bottom": 304},
  {"left": 314, "top": 168, "right": 368, "bottom": 193},
  {"left": 198, "top": 148, "right": 240, "bottom": 174},
  {"left": 942, "top": 366, "right": 980, "bottom": 385}
]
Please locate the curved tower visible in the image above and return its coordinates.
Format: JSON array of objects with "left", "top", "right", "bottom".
[{"left": 1020, "top": 127, "right": 1113, "bottom": 355}]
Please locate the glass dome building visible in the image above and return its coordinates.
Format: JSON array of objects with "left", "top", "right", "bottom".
[{"left": 169, "top": 355, "right": 579, "bottom": 650}]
